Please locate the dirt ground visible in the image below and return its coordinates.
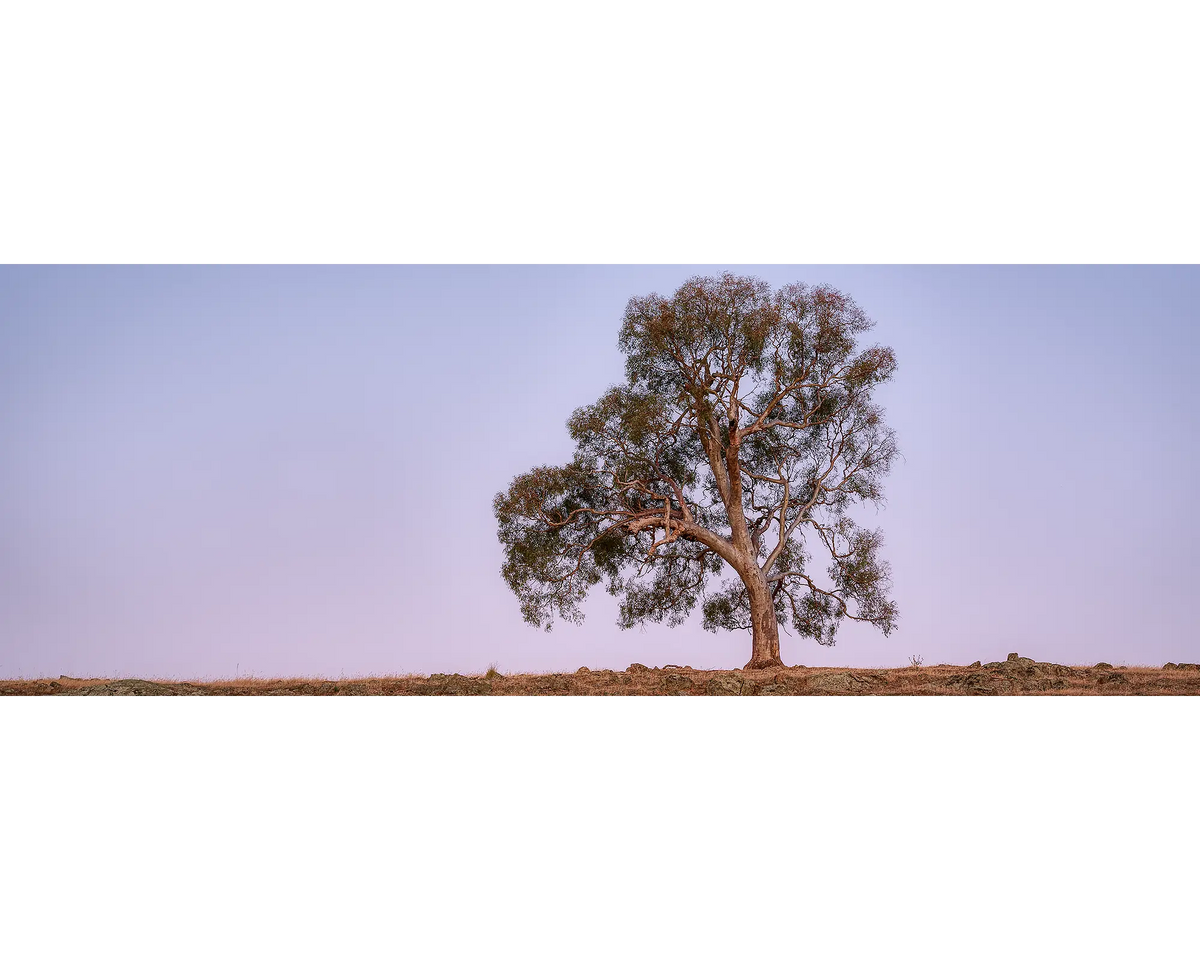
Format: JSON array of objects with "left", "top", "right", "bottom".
[{"left": 3, "top": 655, "right": 1199, "bottom": 695}]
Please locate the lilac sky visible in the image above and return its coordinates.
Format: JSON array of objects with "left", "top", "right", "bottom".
[{"left": 1, "top": 266, "right": 1196, "bottom": 678}]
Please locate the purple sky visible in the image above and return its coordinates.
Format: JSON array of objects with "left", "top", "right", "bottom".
[{"left": 1, "top": 265, "right": 1196, "bottom": 678}]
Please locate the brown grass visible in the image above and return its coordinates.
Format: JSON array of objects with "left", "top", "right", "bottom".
[{"left": 4, "top": 660, "right": 1199, "bottom": 695}]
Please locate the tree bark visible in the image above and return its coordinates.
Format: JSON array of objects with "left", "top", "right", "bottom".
[{"left": 742, "top": 565, "right": 783, "bottom": 670}]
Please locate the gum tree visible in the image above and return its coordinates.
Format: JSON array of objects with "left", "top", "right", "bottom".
[{"left": 494, "top": 274, "right": 899, "bottom": 670}]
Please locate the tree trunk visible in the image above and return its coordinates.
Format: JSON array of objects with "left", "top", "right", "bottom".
[{"left": 743, "top": 567, "right": 783, "bottom": 670}]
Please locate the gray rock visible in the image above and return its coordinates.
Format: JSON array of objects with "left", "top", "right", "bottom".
[
  {"left": 662, "top": 673, "right": 694, "bottom": 694},
  {"left": 945, "top": 672, "right": 998, "bottom": 695},
  {"left": 706, "top": 676, "right": 748, "bottom": 696},
  {"left": 808, "top": 671, "right": 881, "bottom": 693},
  {"left": 1094, "top": 662, "right": 1113, "bottom": 669}
]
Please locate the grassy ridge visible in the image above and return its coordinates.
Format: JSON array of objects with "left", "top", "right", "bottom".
[{"left": 4, "top": 658, "right": 1200, "bottom": 695}]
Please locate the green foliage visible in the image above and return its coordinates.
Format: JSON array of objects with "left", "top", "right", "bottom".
[{"left": 494, "top": 273, "right": 900, "bottom": 648}]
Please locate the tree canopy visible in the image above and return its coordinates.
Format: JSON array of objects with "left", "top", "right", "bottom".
[{"left": 494, "top": 273, "right": 899, "bottom": 669}]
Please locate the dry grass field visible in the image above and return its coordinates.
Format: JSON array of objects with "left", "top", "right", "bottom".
[{"left": 3, "top": 654, "right": 1199, "bottom": 696}]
